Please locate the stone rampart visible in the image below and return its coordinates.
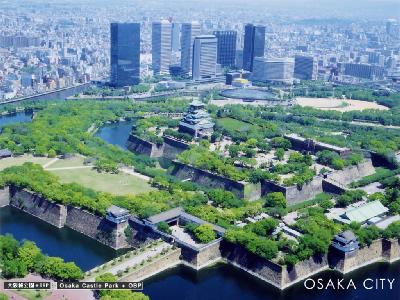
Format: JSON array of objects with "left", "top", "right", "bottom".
[
  {"left": 65, "top": 206, "right": 129, "bottom": 249},
  {"left": 384, "top": 239, "right": 400, "bottom": 262},
  {"left": 126, "top": 134, "right": 164, "bottom": 158},
  {"left": 9, "top": 187, "right": 67, "bottom": 228},
  {"left": 171, "top": 161, "right": 261, "bottom": 200},
  {"left": 326, "top": 160, "right": 375, "bottom": 186},
  {"left": 281, "top": 254, "right": 329, "bottom": 288},
  {"left": 162, "top": 136, "right": 190, "bottom": 160},
  {"left": 262, "top": 176, "right": 323, "bottom": 205},
  {"left": 8, "top": 187, "right": 130, "bottom": 249},
  {"left": 179, "top": 239, "right": 223, "bottom": 270},
  {"left": 329, "top": 238, "right": 400, "bottom": 274},
  {"left": 223, "top": 238, "right": 400, "bottom": 290},
  {"left": 0, "top": 187, "right": 10, "bottom": 207}
]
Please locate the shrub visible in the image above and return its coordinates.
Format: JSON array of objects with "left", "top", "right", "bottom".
[
  {"left": 157, "top": 222, "right": 172, "bottom": 234},
  {"left": 193, "top": 224, "right": 216, "bottom": 243}
]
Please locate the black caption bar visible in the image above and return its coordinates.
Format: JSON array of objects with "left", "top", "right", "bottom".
[
  {"left": 4, "top": 281, "right": 52, "bottom": 290},
  {"left": 56, "top": 281, "right": 144, "bottom": 290}
]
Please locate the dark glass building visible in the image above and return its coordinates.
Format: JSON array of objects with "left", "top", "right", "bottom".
[
  {"left": 213, "top": 30, "right": 237, "bottom": 68},
  {"left": 243, "top": 24, "right": 265, "bottom": 72},
  {"left": 110, "top": 23, "right": 140, "bottom": 87}
]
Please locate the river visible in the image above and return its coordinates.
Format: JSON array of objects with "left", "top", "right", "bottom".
[
  {"left": 0, "top": 91, "right": 400, "bottom": 299},
  {"left": 0, "top": 84, "right": 90, "bottom": 106}
]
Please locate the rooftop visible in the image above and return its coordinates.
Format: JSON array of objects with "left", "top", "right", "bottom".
[
  {"left": 344, "top": 200, "right": 388, "bottom": 223},
  {"left": 106, "top": 205, "right": 129, "bottom": 217}
]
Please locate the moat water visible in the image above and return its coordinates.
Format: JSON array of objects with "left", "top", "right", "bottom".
[
  {"left": 95, "top": 121, "right": 134, "bottom": 150},
  {"left": 1, "top": 92, "right": 400, "bottom": 299},
  {"left": 0, "top": 111, "right": 32, "bottom": 127},
  {"left": 0, "top": 206, "right": 118, "bottom": 271}
]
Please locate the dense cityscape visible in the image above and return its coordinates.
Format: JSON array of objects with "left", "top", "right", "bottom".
[
  {"left": 0, "top": 0, "right": 399, "bottom": 100},
  {"left": 0, "top": 1, "right": 400, "bottom": 300}
]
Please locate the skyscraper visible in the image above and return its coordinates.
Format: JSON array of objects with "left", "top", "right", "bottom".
[
  {"left": 294, "top": 55, "right": 318, "bottom": 80},
  {"left": 110, "top": 23, "right": 140, "bottom": 87},
  {"left": 171, "top": 23, "right": 181, "bottom": 52},
  {"left": 180, "top": 21, "right": 201, "bottom": 74},
  {"left": 252, "top": 57, "right": 294, "bottom": 85},
  {"left": 213, "top": 30, "right": 237, "bottom": 68},
  {"left": 192, "top": 35, "right": 217, "bottom": 81},
  {"left": 152, "top": 20, "right": 172, "bottom": 75},
  {"left": 243, "top": 24, "right": 265, "bottom": 72}
]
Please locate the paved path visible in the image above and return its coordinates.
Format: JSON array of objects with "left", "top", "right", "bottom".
[
  {"left": 45, "top": 166, "right": 93, "bottom": 171},
  {"left": 42, "top": 158, "right": 59, "bottom": 168},
  {"left": 119, "top": 167, "right": 151, "bottom": 181},
  {"left": 85, "top": 242, "right": 171, "bottom": 281}
]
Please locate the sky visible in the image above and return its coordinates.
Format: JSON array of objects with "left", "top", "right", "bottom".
[{"left": 4, "top": 0, "right": 400, "bottom": 20}]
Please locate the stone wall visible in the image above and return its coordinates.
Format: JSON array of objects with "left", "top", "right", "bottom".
[
  {"left": 281, "top": 255, "right": 329, "bottom": 288},
  {"left": 172, "top": 161, "right": 261, "bottom": 201},
  {"left": 329, "top": 239, "right": 392, "bottom": 274},
  {"left": 126, "top": 134, "right": 164, "bottom": 158},
  {"left": 119, "top": 248, "right": 181, "bottom": 282},
  {"left": 326, "top": 160, "right": 375, "bottom": 186},
  {"left": 384, "top": 239, "right": 400, "bottom": 262},
  {"left": 221, "top": 241, "right": 283, "bottom": 288},
  {"left": 162, "top": 136, "right": 190, "bottom": 160},
  {"left": 9, "top": 187, "right": 67, "bottom": 228},
  {"left": 8, "top": 187, "right": 130, "bottom": 250},
  {"left": 65, "top": 206, "right": 129, "bottom": 249},
  {"left": 221, "top": 241, "right": 330, "bottom": 289},
  {"left": 128, "top": 218, "right": 163, "bottom": 248},
  {"left": 179, "top": 239, "right": 223, "bottom": 269},
  {"left": 261, "top": 176, "right": 323, "bottom": 205},
  {"left": 0, "top": 187, "right": 10, "bottom": 207}
]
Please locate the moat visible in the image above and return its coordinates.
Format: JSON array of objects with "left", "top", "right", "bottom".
[{"left": 0, "top": 206, "right": 118, "bottom": 271}]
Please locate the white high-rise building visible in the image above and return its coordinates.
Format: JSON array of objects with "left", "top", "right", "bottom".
[
  {"left": 252, "top": 57, "right": 295, "bottom": 85},
  {"left": 152, "top": 20, "right": 172, "bottom": 75},
  {"left": 180, "top": 21, "right": 201, "bottom": 74},
  {"left": 192, "top": 35, "right": 217, "bottom": 81}
]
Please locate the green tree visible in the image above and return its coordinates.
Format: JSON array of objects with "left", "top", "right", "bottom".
[
  {"left": 47, "top": 149, "right": 57, "bottom": 158},
  {"left": 157, "top": 222, "right": 172, "bottom": 234},
  {"left": 18, "top": 241, "right": 43, "bottom": 270},
  {"left": 193, "top": 224, "right": 216, "bottom": 243},
  {"left": 265, "top": 192, "right": 287, "bottom": 208},
  {"left": 275, "top": 148, "right": 285, "bottom": 161}
]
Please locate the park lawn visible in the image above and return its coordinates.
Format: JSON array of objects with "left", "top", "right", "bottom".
[
  {"left": 46, "top": 155, "right": 86, "bottom": 168},
  {"left": 217, "top": 117, "right": 258, "bottom": 132},
  {"left": 49, "top": 167, "right": 154, "bottom": 195},
  {"left": 0, "top": 155, "right": 53, "bottom": 171}
]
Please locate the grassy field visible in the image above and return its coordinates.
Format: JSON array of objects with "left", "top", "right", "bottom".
[
  {"left": 0, "top": 155, "right": 53, "bottom": 171},
  {"left": 50, "top": 167, "right": 154, "bottom": 195},
  {"left": 47, "top": 155, "right": 85, "bottom": 168},
  {"left": 217, "top": 117, "right": 258, "bottom": 132},
  {"left": 0, "top": 154, "right": 154, "bottom": 195}
]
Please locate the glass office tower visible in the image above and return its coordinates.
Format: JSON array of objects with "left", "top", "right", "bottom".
[
  {"left": 110, "top": 22, "right": 140, "bottom": 86},
  {"left": 243, "top": 24, "right": 265, "bottom": 72},
  {"left": 213, "top": 30, "right": 237, "bottom": 68}
]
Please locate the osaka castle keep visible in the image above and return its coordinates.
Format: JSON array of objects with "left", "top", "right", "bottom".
[{"left": 179, "top": 100, "right": 214, "bottom": 138}]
